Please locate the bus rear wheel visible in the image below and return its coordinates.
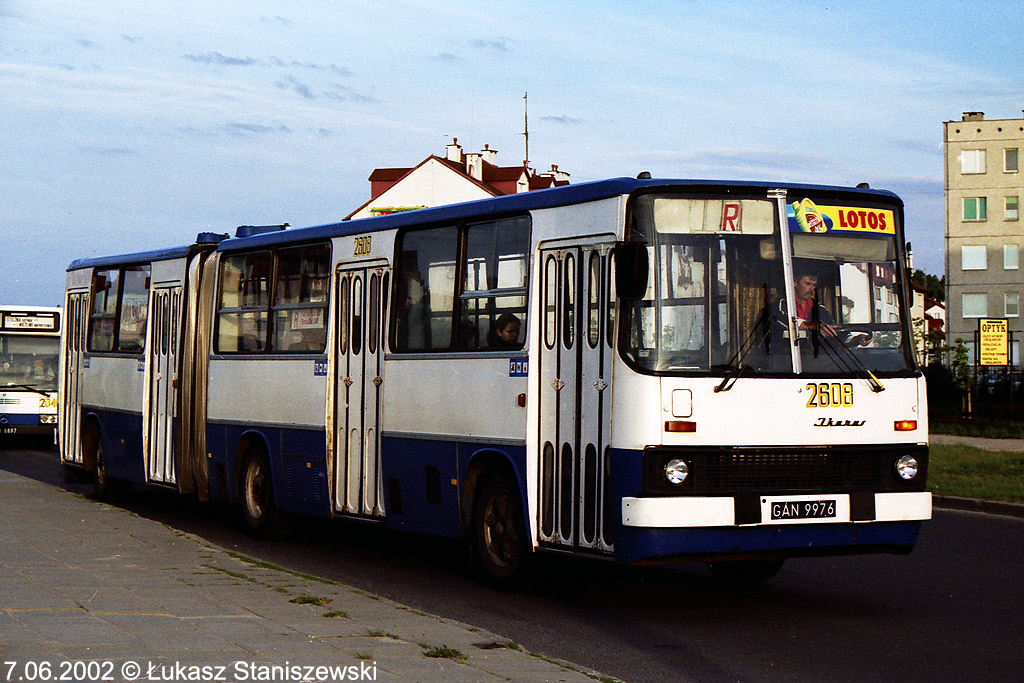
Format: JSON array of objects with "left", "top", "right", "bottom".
[
  {"left": 240, "top": 448, "right": 286, "bottom": 538},
  {"left": 472, "top": 475, "right": 535, "bottom": 590},
  {"left": 91, "top": 436, "right": 130, "bottom": 501}
]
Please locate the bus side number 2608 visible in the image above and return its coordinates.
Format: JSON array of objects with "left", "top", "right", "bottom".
[
  {"left": 805, "top": 382, "right": 854, "bottom": 408},
  {"left": 353, "top": 236, "right": 372, "bottom": 257}
]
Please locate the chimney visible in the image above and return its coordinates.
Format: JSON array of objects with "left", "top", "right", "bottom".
[
  {"left": 466, "top": 152, "right": 483, "bottom": 181},
  {"left": 480, "top": 144, "right": 498, "bottom": 165},
  {"left": 962, "top": 112, "right": 985, "bottom": 121},
  {"left": 446, "top": 137, "right": 463, "bottom": 162},
  {"left": 544, "top": 164, "right": 570, "bottom": 183}
]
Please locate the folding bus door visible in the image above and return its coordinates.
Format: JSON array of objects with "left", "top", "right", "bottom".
[
  {"left": 333, "top": 264, "right": 389, "bottom": 518},
  {"left": 145, "top": 286, "right": 181, "bottom": 485},
  {"left": 61, "top": 292, "right": 88, "bottom": 464},
  {"left": 537, "top": 241, "right": 616, "bottom": 552}
]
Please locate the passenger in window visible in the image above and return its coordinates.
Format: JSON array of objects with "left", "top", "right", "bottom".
[
  {"left": 492, "top": 313, "right": 522, "bottom": 347},
  {"left": 24, "top": 358, "right": 56, "bottom": 383},
  {"left": 289, "top": 328, "right": 326, "bottom": 352}
]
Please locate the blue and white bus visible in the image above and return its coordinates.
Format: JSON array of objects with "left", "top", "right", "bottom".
[
  {"left": 1, "top": 305, "right": 61, "bottom": 445},
  {"left": 60, "top": 177, "right": 930, "bottom": 585}
]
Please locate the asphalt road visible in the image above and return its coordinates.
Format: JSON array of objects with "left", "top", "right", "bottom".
[{"left": 3, "top": 442, "right": 1022, "bottom": 683}]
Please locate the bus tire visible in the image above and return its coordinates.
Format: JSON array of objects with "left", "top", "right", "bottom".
[
  {"left": 240, "top": 448, "right": 286, "bottom": 538},
  {"left": 472, "top": 475, "right": 535, "bottom": 590},
  {"left": 93, "top": 442, "right": 130, "bottom": 501},
  {"left": 708, "top": 558, "right": 785, "bottom": 585}
]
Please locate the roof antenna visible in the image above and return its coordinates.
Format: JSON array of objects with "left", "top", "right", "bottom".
[{"left": 521, "top": 91, "right": 530, "bottom": 169}]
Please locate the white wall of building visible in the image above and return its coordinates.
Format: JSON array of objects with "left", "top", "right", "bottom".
[{"left": 349, "top": 159, "right": 494, "bottom": 220}]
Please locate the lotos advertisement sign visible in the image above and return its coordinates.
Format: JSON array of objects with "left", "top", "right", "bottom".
[{"left": 788, "top": 199, "right": 896, "bottom": 236}]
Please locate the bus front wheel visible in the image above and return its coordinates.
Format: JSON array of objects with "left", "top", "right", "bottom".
[
  {"left": 240, "top": 448, "right": 286, "bottom": 538},
  {"left": 472, "top": 475, "right": 535, "bottom": 590}
]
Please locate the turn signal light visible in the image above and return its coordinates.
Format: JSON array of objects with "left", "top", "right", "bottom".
[
  {"left": 894, "top": 420, "right": 918, "bottom": 432},
  {"left": 665, "top": 420, "right": 697, "bottom": 433}
]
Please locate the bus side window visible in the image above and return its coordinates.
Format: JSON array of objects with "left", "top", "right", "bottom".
[
  {"left": 88, "top": 269, "right": 119, "bottom": 352},
  {"left": 394, "top": 226, "right": 457, "bottom": 351},
  {"left": 117, "top": 266, "right": 150, "bottom": 353},
  {"left": 274, "top": 245, "right": 329, "bottom": 353},
  {"left": 216, "top": 252, "right": 272, "bottom": 353},
  {"left": 460, "top": 216, "right": 529, "bottom": 350}
]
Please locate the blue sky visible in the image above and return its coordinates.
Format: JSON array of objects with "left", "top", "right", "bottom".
[{"left": 2, "top": 0, "right": 1021, "bottom": 306}]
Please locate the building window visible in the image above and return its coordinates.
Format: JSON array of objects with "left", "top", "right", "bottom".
[
  {"left": 1005, "top": 245, "right": 1019, "bottom": 270},
  {"left": 1006, "top": 293, "right": 1020, "bottom": 318},
  {"left": 961, "top": 245, "right": 987, "bottom": 270},
  {"left": 1007, "top": 196, "right": 1020, "bottom": 221},
  {"left": 961, "top": 149, "right": 986, "bottom": 174},
  {"left": 1006, "top": 148, "right": 1019, "bottom": 173},
  {"left": 964, "top": 340, "right": 976, "bottom": 363},
  {"left": 963, "top": 197, "right": 988, "bottom": 221},
  {"left": 962, "top": 293, "right": 988, "bottom": 318}
]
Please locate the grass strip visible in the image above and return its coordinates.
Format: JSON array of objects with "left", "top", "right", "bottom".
[{"left": 928, "top": 443, "right": 1024, "bottom": 503}]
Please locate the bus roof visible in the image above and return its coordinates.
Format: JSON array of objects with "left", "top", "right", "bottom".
[
  {"left": 0, "top": 305, "right": 62, "bottom": 312},
  {"left": 67, "top": 244, "right": 192, "bottom": 272},
  {"left": 67, "top": 177, "right": 903, "bottom": 267}
]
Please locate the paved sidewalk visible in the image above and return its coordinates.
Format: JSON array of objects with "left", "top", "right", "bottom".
[
  {"left": 931, "top": 433, "right": 1024, "bottom": 451},
  {"left": 0, "top": 469, "right": 612, "bottom": 683}
]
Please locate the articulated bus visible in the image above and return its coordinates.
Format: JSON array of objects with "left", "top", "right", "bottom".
[
  {"left": 1, "top": 305, "right": 61, "bottom": 445},
  {"left": 60, "top": 177, "right": 930, "bottom": 586}
]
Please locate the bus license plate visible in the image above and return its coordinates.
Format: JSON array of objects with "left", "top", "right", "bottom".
[{"left": 770, "top": 499, "right": 835, "bottom": 520}]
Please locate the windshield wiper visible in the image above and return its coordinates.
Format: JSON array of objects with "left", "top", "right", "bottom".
[
  {"left": 715, "top": 285, "right": 773, "bottom": 393},
  {"left": 5, "top": 383, "right": 52, "bottom": 397},
  {"left": 812, "top": 331, "right": 886, "bottom": 393},
  {"left": 806, "top": 289, "right": 885, "bottom": 392}
]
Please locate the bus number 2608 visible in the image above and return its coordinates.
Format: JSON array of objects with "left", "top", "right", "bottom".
[
  {"left": 805, "top": 382, "right": 854, "bottom": 408},
  {"left": 353, "top": 236, "right": 372, "bottom": 257}
]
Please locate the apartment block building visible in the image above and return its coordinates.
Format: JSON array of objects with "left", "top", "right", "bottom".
[{"left": 944, "top": 111, "right": 1024, "bottom": 364}]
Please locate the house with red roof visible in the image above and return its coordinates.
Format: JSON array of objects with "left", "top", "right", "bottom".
[{"left": 345, "top": 138, "right": 570, "bottom": 220}]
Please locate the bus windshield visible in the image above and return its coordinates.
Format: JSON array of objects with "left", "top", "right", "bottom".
[
  {"left": 624, "top": 193, "right": 915, "bottom": 376},
  {"left": 0, "top": 334, "right": 60, "bottom": 392}
]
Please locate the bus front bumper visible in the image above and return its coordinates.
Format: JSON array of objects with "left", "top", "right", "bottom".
[
  {"left": 1, "top": 414, "right": 57, "bottom": 436},
  {"left": 615, "top": 492, "right": 931, "bottom": 565}
]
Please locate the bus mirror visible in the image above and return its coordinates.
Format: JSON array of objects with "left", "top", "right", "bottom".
[{"left": 615, "top": 241, "right": 649, "bottom": 299}]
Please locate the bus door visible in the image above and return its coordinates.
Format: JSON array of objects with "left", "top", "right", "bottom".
[
  {"left": 145, "top": 286, "right": 181, "bottom": 485},
  {"left": 538, "top": 241, "right": 616, "bottom": 552},
  {"left": 61, "top": 292, "right": 88, "bottom": 464},
  {"left": 332, "top": 264, "right": 389, "bottom": 518}
]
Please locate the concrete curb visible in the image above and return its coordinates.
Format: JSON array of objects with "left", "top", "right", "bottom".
[{"left": 933, "top": 495, "right": 1024, "bottom": 519}]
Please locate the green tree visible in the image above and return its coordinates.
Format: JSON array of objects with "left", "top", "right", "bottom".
[
  {"left": 912, "top": 269, "right": 945, "bottom": 303},
  {"left": 950, "top": 337, "right": 974, "bottom": 413}
]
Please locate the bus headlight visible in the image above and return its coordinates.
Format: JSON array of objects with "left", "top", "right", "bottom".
[
  {"left": 664, "top": 458, "right": 689, "bottom": 486},
  {"left": 895, "top": 454, "right": 919, "bottom": 481}
]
